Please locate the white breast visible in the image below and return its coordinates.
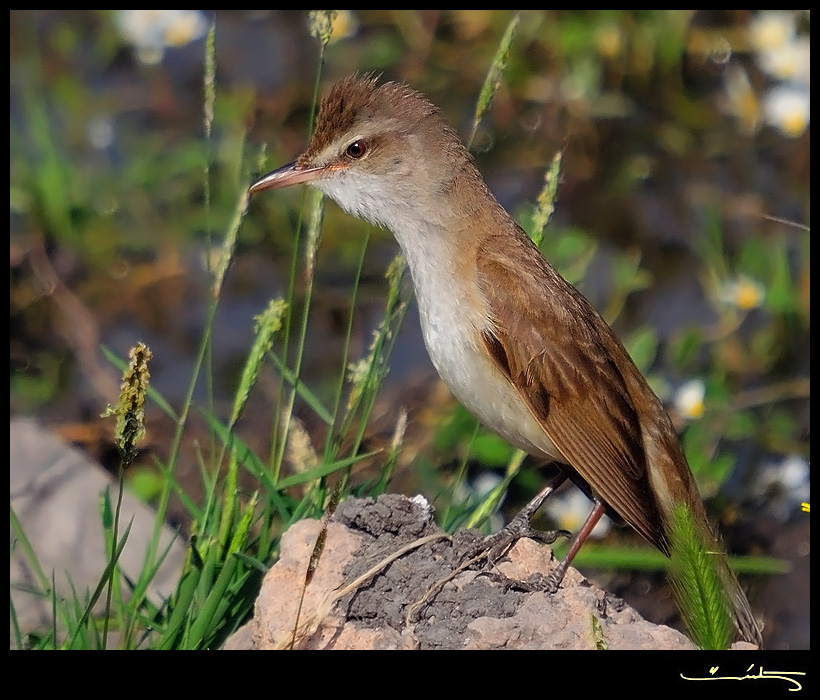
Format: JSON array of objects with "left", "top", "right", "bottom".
[
  {"left": 315, "top": 173, "right": 562, "bottom": 464},
  {"left": 395, "top": 223, "right": 562, "bottom": 463}
]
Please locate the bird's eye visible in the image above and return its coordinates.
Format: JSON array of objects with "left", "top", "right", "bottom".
[{"left": 346, "top": 140, "right": 367, "bottom": 159}]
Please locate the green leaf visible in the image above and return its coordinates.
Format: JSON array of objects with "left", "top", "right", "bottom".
[
  {"left": 625, "top": 327, "right": 658, "bottom": 373},
  {"left": 434, "top": 406, "right": 479, "bottom": 453},
  {"left": 766, "top": 408, "right": 800, "bottom": 440},
  {"left": 670, "top": 328, "right": 703, "bottom": 369},
  {"left": 724, "top": 410, "right": 756, "bottom": 440},
  {"left": 612, "top": 252, "right": 651, "bottom": 294},
  {"left": 155, "top": 544, "right": 204, "bottom": 650},
  {"left": 126, "top": 467, "right": 165, "bottom": 502},
  {"left": 470, "top": 432, "right": 515, "bottom": 467},
  {"left": 267, "top": 350, "right": 333, "bottom": 425}
]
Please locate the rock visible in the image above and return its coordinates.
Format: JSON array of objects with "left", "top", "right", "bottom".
[
  {"left": 9, "top": 417, "right": 186, "bottom": 646},
  {"left": 225, "top": 493, "right": 696, "bottom": 650}
]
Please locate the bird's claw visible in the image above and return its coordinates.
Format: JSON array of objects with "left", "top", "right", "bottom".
[{"left": 463, "top": 514, "right": 572, "bottom": 569}]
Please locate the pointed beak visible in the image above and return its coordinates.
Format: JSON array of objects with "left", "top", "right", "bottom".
[{"left": 249, "top": 161, "right": 328, "bottom": 195}]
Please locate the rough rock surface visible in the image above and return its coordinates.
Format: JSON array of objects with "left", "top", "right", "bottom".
[
  {"left": 10, "top": 418, "right": 186, "bottom": 646},
  {"left": 225, "top": 494, "right": 701, "bottom": 650}
]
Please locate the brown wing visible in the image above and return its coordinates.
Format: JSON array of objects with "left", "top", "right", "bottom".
[{"left": 476, "top": 230, "right": 668, "bottom": 553}]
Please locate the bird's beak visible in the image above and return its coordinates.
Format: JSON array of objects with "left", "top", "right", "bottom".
[{"left": 249, "top": 161, "right": 327, "bottom": 194}]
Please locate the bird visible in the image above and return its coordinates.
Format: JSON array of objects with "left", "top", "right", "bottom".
[{"left": 249, "top": 73, "right": 762, "bottom": 647}]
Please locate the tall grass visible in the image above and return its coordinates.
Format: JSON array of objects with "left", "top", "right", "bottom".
[{"left": 10, "top": 10, "right": 798, "bottom": 650}]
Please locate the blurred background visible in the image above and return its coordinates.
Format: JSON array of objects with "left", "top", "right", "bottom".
[{"left": 10, "top": 10, "right": 809, "bottom": 648}]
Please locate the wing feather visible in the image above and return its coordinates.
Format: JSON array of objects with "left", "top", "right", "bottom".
[{"left": 476, "top": 230, "right": 668, "bottom": 552}]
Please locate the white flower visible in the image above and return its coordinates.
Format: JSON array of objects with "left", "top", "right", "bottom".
[
  {"left": 717, "top": 276, "right": 767, "bottom": 310},
  {"left": 748, "top": 11, "right": 796, "bottom": 53},
  {"left": 756, "top": 37, "right": 810, "bottom": 85},
  {"left": 545, "top": 489, "right": 612, "bottom": 539},
  {"left": 752, "top": 455, "right": 810, "bottom": 521},
  {"left": 87, "top": 115, "right": 115, "bottom": 150},
  {"left": 762, "top": 85, "right": 811, "bottom": 138},
  {"left": 116, "top": 10, "right": 208, "bottom": 65},
  {"left": 673, "top": 379, "right": 705, "bottom": 420}
]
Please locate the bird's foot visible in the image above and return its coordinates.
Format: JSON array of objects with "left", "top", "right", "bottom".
[
  {"left": 508, "top": 570, "right": 564, "bottom": 594},
  {"left": 463, "top": 511, "right": 571, "bottom": 570}
]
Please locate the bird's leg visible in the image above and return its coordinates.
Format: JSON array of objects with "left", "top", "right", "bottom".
[
  {"left": 541, "top": 499, "right": 607, "bottom": 592},
  {"left": 467, "top": 468, "right": 572, "bottom": 565},
  {"left": 466, "top": 469, "right": 609, "bottom": 594}
]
